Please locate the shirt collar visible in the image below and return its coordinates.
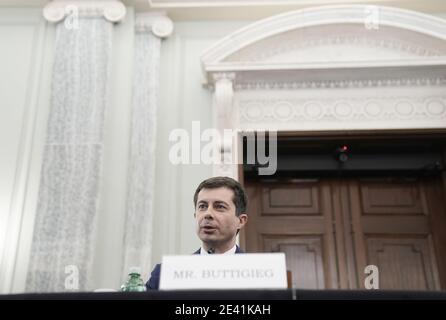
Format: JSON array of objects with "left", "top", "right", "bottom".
[{"left": 200, "top": 244, "right": 237, "bottom": 255}]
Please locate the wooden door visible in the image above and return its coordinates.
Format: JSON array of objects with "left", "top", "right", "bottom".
[
  {"left": 244, "top": 176, "right": 446, "bottom": 290},
  {"left": 244, "top": 179, "right": 339, "bottom": 289},
  {"left": 346, "top": 176, "right": 446, "bottom": 290}
]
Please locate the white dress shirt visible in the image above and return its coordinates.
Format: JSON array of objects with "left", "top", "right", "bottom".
[{"left": 200, "top": 244, "right": 237, "bottom": 255}]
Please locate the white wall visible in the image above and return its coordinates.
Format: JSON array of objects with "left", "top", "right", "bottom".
[{"left": 0, "top": 8, "right": 54, "bottom": 293}]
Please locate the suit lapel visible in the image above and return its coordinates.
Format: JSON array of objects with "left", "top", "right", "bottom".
[{"left": 235, "top": 245, "right": 244, "bottom": 254}]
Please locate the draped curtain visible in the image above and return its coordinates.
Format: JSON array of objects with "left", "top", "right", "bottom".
[
  {"left": 121, "top": 23, "right": 161, "bottom": 282},
  {"left": 26, "top": 18, "right": 113, "bottom": 292}
]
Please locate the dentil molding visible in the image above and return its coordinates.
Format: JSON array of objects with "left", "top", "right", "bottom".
[{"left": 234, "top": 76, "right": 446, "bottom": 91}]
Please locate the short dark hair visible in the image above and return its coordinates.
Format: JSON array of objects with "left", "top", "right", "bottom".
[{"left": 193, "top": 176, "right": 248, "bottom": 216}]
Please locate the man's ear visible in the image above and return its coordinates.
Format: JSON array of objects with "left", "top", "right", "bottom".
[{"left": 238, "top": 213, "right": 248, "bottom": 228}]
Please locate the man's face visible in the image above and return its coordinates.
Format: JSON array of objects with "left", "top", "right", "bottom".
[{"left": 195, "top": 187, "right": 247, "bottom": 250}]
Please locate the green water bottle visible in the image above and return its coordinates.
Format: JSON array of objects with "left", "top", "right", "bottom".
[{"left": 121, "top": 267, "right": 146, "bottom": 292}]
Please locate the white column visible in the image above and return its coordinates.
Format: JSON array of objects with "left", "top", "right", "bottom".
[
  {"left": 212, "top": 72, "right": 237, "bottom": 178},
  {"left": 26, "top": 0, "right": 126, "bottom": 292},
  {"left": 121, "top": 12, "right": 173, "bottom": 282}
]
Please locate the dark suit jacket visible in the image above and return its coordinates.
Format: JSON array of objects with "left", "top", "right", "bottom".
[{"left": 146, "top": 246, "right": 244, "bottom": 290}]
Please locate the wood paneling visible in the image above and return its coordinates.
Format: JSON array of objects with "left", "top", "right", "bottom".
[
  {"left": 245, "top": 175, "right": 446, "bottom": 290},
  {"left": 367, "top": 237, "right": 440, "bottom": 290},
  {"left": 245, "top": 180, "right": 338, "bottom": 289},
  {"left": 349, "top": 177, "right": 442, "bottom": 290},
  {"left": 261, "top": 182, "right": 321, "bottom": 215},
  {"left": 360, "top": 181, "right": 424, "bottom": 215},
  {"left": 264, "top": 237, "right": 325, "bottom": 289}
]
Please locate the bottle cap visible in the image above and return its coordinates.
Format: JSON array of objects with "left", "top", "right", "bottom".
[{"left": 129, "top": 266, "right": 141, "bottom": 275}]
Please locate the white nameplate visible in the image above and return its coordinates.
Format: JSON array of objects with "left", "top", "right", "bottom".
[{"left": 159, "top": 253, "right": 287, "bottom": 290}]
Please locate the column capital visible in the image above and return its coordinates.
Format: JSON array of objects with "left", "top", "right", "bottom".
[
  {"left": 43, "top": 0, "right": 126, "bottom": 23},
  {"left": 135, "top": 12, "right": 174, "bottom": 38},
  {"left": 212, "top": 72, "right": 236, "bottom": 83}
]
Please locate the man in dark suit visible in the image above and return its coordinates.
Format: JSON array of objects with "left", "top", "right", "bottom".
[{"left": 146, "top": 176, "right": 248, "bottom": 290}]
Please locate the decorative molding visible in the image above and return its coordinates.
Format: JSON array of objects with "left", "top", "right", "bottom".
[
  {"left": 135, "top": 12, "right": 174, "bottom": 38},
  {"left": 212, "top": 72, "right": 236, "bottom": 82},
  {"left": 201, "top": 5, "right": 446, "bottom": 177},
  {"left": 147, "top": 0, "right": 445, "bottom": 11},
  {"left": 234, "top": 76, "right": 446, "bottom": 91},
  {"left": 201, "top": 5, "right": 446, "bottom": 66},
  {"left": 43, "top": 0, "right": 126, "bottom": 23},
  {"left": 238, "top": 96, "right": 446, "bottom": 124},
  {"left": 226, "top": 32, "right": 445, "bottom": 63}
]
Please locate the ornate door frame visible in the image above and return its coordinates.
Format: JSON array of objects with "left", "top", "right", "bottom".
[{"left": 201, "top": 5, "right": 446, "bottom": 179}]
